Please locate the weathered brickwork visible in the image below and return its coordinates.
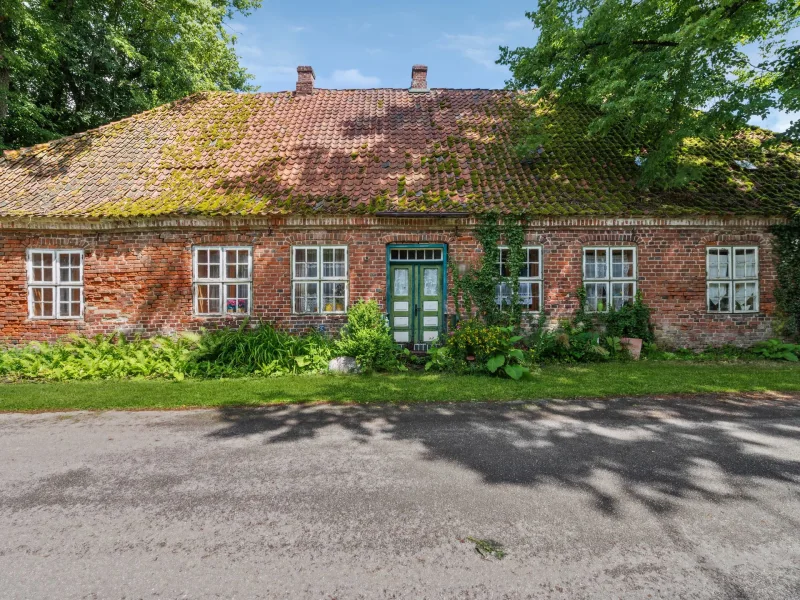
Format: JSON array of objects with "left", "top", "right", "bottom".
[{"left": 0, "top": 216, "right": 781, "bottom": 348}]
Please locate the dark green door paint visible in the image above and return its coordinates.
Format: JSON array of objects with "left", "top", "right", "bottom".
[{"left": 388, "top": 264, "right": 443, "bottom": 345}]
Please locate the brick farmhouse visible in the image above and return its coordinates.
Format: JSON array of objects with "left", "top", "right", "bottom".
[{"left": 1, "top": 65, "right": 798, "bottom": 348}]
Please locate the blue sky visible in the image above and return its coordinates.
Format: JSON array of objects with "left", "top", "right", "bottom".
[{"left": 228, "top": 1, "right": 796, "bottom": 132}]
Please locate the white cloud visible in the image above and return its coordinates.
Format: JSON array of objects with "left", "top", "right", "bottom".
[
  {"left": 441, "top": 33, "right": 505, "bottom": 70},
  {"left": 318, "top": 69, "right": 381, "bottom": 89},
  {"left": 289, "top": 25, "right": 308, "bottom": 33},
  {"left": 749, "top": 111, "right": 799, "bottom": 133},
  {"left": 504, "top": 19, "right": 530, "bottom": 31}
]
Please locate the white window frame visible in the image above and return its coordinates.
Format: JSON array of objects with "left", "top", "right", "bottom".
[
  {"left": 26, "top": 249, "right": 85, "bottom": 320},
  {"left": 495, "top": 246, "right": 544, "bottom": 312},
  {"left": 192, "top": 246, "right": 253, "bottom": 316},
  {"left": 582, "top": 246, "right": 638, "bottom": 313},
  {"left": 706, "top": 246, "right": 759, "bottom": 313},
  {"left": 291, "top": 245, "right": 349, "bottom": 314}
]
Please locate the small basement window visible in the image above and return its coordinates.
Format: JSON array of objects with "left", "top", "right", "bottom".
[
  {"left": 192, "top": 247, "right": 252, "bottom": 316},
  {"left": 707, "top": 247, "right": 759, "bottom": 313},
  {"left": 27, "top": 249, "right": 84, "bottom": 319}
]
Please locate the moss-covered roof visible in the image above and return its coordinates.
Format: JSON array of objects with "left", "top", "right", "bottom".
[{"left": 0, "top": 89, "right": 798, "bottom": 218}]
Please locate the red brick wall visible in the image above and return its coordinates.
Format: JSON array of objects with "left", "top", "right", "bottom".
[{"left": 0, "top": 217, "right": 780, "bottom": 348}]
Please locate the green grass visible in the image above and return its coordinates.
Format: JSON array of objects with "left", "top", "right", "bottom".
[{"left": 1, "top": 361, "right": 799, "bottom": 412}]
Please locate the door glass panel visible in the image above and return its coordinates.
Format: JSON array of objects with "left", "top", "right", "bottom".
[
  {"left": 394, "top": 268, "right": 409, "bottom": 296},
  {"left": 423, "top": 268, "right": 438, "bottom": 296}
]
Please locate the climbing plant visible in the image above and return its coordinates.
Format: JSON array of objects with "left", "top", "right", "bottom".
[
  {"left": 451, "top": 216, "right": 527, "bottom": 327},
  {"left": 771, "top": 220, "right": 800, "bottom": 340}
]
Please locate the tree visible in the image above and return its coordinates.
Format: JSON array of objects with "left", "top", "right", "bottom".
[
  {"left": 0, "top": 0, "right": 261, "bottom": 150},
  {"left": 498, "top": 0, "right": 800, "bottom": 188}
]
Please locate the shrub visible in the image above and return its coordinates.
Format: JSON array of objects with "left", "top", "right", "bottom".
[
  {"left": 602, "top": 291, "right": 654, "bottom": 342},
  {"left": 335, "top": 300, "right": 400, "bottom": 372},
  {"left": 750, "top": 339, "right": 800, "bottom": 362},
  {"left": 0, "top": 334, "right": 195, "bottom": 381},
  {"left": 188, "top": 321, "right": 333, "bottom": 377},
  {"left": 447, "top": 318, "right": 511, "bottom": 362},
  {"left": 530, "top": 320, "right": 610, "bottom": 363}
]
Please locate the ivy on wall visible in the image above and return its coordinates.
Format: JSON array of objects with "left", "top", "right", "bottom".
[
  {"left": 771, "top": 220, "right": 800, "bottom": 340},
  {"left": 451, "top": 216, "right": 527, "bottom": 327}
]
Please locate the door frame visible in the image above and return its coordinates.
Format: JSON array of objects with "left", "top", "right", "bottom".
[{"left": 386, "top": 243, "right": 448, "bottom": 346}]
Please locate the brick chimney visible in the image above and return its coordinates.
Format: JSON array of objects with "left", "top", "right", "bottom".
[
  {"left": 296, "top": 66, "right": 315, "bottom": 96},
  {"left": 410, "top": 65, "right": 428, "bottom": 92}
]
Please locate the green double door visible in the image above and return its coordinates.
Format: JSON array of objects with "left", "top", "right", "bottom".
[{"left": 389, "top": 264, "right": 443, "bottom": 346}]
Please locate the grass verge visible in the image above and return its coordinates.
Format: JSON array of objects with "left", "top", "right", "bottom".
[{"left": 1, "top": 361, "right": 799, "bottom": 412}]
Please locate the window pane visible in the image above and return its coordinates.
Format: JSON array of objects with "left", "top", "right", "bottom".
[
  {"left": 498, "top": 248, "right": 511, "bottom": 277},
  {"left": 393, "top": 268, "right": 409, "bottom": 296},
  {"left": 518, "top": 281, "right": 541, "bottom": 311},
  {"left": 225, "top": 284, "right": 250, "bottom": 314},
  {"left": 31, "top": 287, "right": 54, "bottom": 317},
  {"left": 31, "top": 252, "right": 54, "bottom": 283},
  {"left": 708, "top": 282, "right": 730, "bottom": 312},
  {"left": 523, "top": 248, "right": 541, "bottom": 278},
  {"left": 294, "top": 282, "right": 318, "bottom": 313},
  {"left": 294, "top": 248, "right": 318, "bottom": 278},
  {"left": 58, "top": 287, "right": 81, "bottom": 317},
  {"left": 734, "top": 282, "right": 757, "bottom": 312},
  {"left": 734, "top": 248, "right": 757, "bottom": 279},
  {"left": 611, "top": 249, "right": 635, "bottom": 279},
  {"left": 708, "top": 248, "right": 730, "bottom": 279},
  {"left": 611, "top": 282, "right": 635, "bottom": 309},
  {"left": 226, "top": 249, "right": 250, "bottom": 280},
  {"left": 495, "top": 282, "right": 510, "bottom": 306},
  {"left": 196, "top": 284, "right": 222, "bottom": 314},
  {"left": 196, "top": 249, "right": 221, "bottom": 280},
  {"left": 322, "top": 248, "right": 346, "bottom": 278},
  {"left": 585, "top": 283, "right": 608, "bottom": 312},
  {"left": 423, "top": 268, "right": 438, "bottom": 296},
  {"left": 322, "top": 282, "right": 346, "bottom": 312},
  {"left": 58, "top": 252, "right": 81, "bottom": 283},
  {"left": 584, "top": 249, "right": 607, "bottom": 279}
]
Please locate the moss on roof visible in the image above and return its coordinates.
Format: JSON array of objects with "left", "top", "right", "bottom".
[{"left": 0, "top": 89, "right": 797, "bottom": 219}]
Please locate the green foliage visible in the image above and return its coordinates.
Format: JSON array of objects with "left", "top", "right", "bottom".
[
  {"left": 499, "top": 0, "right": 800, "bottom": 188},
  {"left": 424, "top": 345, "right": 467, "bottom": 374},
  {"left": 0, "top": 333, "right": 195, "bottom": 381},
  {"left": 451, "top": 217, "right": 527, "bottom": 327},
  {"left": 529, "top": 320, "right": 611, "bottom": 364},
  {"left": 1, "top": 0, "right": 261, "bottom": 149},
  {"left": 335, "top": 300, "right": 401, "bottom": 372},
  {"left": 602, "top": 292, "right": 654, "bottom": 342},
  {"left": 0, "top": 323, "right": 334, "bottom": 381},
  {"left": 442, "top": 318, "right": 532, "bottom": 378},
  {"left": 447, "top": 319, "right": 512, "bottom": 362},
  {"left": 188, "top": 322, "right": 333, "bottom": 378},
  {"left": 750, "top": 339, "right": 800, "bottom": 362},
  {"left": 770, "top": 220, "right": 800, "bottom": 340}
]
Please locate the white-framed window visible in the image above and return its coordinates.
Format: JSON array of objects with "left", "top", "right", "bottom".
[
  {"left": 706, "top": 246, "right": 759, "bottom": 313},
  {"left": 26, "top": 249, "right": 84, "bottom": 319},
  {"left": 292, "top": 246, "right": 348, "bottom": 314},
  {"left": 192, "top": 246, "right": 252, "bottom": 316},
  {"left": 582, "top": 246, "right": 637, "bottom": 312},
  {"left": 495, "top": 246, "right": 544, "bottom": 312}
]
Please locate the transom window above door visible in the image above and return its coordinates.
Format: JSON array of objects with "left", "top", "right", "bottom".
[
  {"left": 292, "top": 246, "right": 348, "bottom": 314},
  {"left": 582, "top": 247, "right": 637, "bottom": 312},
  {"left": 389, "top": 248, "right": 443, "bottom": 261},
  {"left": 192, "top": 247, "right": 252, "bottom": 316},
  {"left": 26, "top": 249, "right": 84, "bottom": 319},
  {"left": 495, "top": 246, "right": 543, "bottom": 312},
  {"left": 706, "top": 247, "right": 759, "bottom": 313}
]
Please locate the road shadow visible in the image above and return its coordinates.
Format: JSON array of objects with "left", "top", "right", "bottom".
[{"left": 207, "top": 394, "right": 800, "bottom": 518}]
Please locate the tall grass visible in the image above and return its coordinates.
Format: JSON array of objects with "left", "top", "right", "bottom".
[{"left": 0, "top": 323, "right": 334, "bottom": 382}]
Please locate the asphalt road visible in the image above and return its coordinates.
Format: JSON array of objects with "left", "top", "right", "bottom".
[{"left": 1, "top": 395, "right": 799, "bottom": 599}]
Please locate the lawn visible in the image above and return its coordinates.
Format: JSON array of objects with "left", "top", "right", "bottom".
[{"left": 1, "top": 361, "right": 799, "bottom": 412}]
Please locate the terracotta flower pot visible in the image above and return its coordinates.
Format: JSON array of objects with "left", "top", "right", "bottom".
[{"left": 620, "top": 337, "right": 643, "bottom": 360}]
